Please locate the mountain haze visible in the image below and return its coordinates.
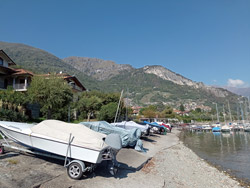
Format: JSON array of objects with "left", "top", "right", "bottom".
[{"left": 222, "top": 86, "right": 250, "bottom": 97}]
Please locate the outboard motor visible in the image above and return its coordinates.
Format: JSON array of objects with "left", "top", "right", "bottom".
[
  {"left": 105, "top": 133, "right": 122, "bottom": 151},
  {"left": 104, "top": 133, "right": 122, "bottom": 175}
]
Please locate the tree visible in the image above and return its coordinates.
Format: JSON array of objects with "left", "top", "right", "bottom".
[
  {"left": 142, "top": 109, "right": 156, "bottom": 118},
  {"left": 97, "top": 102, "right": 118, "bottom": 123},
  {"left": 140, "top": 105, "right": 157, "bottom": 118},
  {"left": 0, "top": 87, "right": 28, "bottom": 121},
  {"left": 156, "top": 102, "right": 165, "bottom": 112},
  {"left": 27, "top": 75, "right": 73, "bottom": 120},
  {"left": 77, "top": 95, "right": 102, "bottom": 121},
  {"left": 180, "top": 104, "right": 185, "bottom": 112},
  {"left": 195, "top": 108, "right": 202, "bottom": 113}
]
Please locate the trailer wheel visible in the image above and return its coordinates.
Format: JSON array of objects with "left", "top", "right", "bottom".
[
  {"left": 0, "top": 146, "right": 4, "bottom": 155},
  {"left": 67, "top": 162, "right": 83, "bottom": 180}
]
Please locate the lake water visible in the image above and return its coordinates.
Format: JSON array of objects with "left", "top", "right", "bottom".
[{"left": 180, "top": 130, "right": 250, "bottom": 184}]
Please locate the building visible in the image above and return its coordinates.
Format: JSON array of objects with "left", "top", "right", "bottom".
[
  {"left": 39, "top": 72, "right": 86, "bottom": 93},
  {"left": 0, "top": 49, "right": 85, "bottom": 93},
  {"left": 0, "top": 50, "right": 33, "bottom": 91},
  {"left": 0, "top": 49, "right": 86, "bottom": 119}
]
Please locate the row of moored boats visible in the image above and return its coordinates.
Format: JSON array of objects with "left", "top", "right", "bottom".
[{"left": 188, "top": 123, "right": 250, "bottom": 133}]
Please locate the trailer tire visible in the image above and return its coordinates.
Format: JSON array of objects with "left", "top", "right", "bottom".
[
  {"left": 0, "top": 146, "right": 4, "bottom": 155},
  {"left": 67, "top": 162, "right": 84, "bottom": 180}
]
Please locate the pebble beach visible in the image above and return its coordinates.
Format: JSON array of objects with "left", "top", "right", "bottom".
[{"left": 0, "top": 129, "right": 245, "bottom": 188}]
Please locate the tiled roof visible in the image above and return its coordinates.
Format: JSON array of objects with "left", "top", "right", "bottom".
[
  {"left": 38, "top": 73, "right": 86, "bottom": 91},
  {"left": 11, "top": 69, "right": 34, "bottom": 76}
]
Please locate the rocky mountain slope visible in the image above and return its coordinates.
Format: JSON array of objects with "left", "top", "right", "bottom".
[
  {"left": 222, "top": 86, "right": 250, "bottom": 97},
  {"left": 142, "top": 65, "right": 230, "bottom": 98},
  {"left": 63, "top": 57, "right": 232, "bottom": 99},
  {"left": 63, "top": 57, "right": 133, "bottom": 81}
]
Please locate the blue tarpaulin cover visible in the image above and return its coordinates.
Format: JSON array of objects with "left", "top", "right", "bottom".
[
  {"left": 212, "top": 127, "right": 221, "bottom": 132},
  {"left": 143, "top": 121, "right": 162, "bottom": 128}
]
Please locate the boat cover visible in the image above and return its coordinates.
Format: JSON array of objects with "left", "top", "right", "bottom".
[
  {"left": 79, "top": 121, "right": 143, "bottom": 151},
  {"left": 143, "top": 121, "right": 162, "bottom": 128},
  {"left": 111, "top": 121, "right": 149, "bottom": 133},
  {"left": 31, "top": 120, "right": 107, "bottom": 151},
  {"left": 143, "top": 121, "right": 167, "bottom": 134},
  {"left": 212, "top": 127, "right": 221, "bottom": 132}
]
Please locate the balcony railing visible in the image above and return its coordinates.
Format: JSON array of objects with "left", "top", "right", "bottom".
[{"left": 13, "top": 84, "right": 29, "bottom": 91}]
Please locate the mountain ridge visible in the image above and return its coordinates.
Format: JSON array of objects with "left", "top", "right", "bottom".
[
  {"left": 63, "top": 56, "right": 134, "bottom": 81},
  {"left": 0, "top": 41, "right": 240, "bottom": 110}
]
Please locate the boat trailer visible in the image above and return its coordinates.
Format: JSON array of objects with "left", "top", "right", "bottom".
[{"left": 0, "top": 132, "right": 118, "bottom": 180}]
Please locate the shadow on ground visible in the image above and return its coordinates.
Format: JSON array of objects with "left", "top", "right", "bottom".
[{"left": 82, "top": 160, "right": 136, "bottom": 180}]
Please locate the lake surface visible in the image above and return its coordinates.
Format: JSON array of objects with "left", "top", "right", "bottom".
[{"left": 180, "top": 130, "right": 250, "bottom": 183}]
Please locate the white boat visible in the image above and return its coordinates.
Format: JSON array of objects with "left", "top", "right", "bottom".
[
  {"left": 0, "top": 120, "right": 122, "bottom": 179},
  {"left": 111, "top": 121, "right": 150, "bottom": 135},
  {"left": 202, "top": 125, "right": 212, "bottom": 132},
  {"left": 221, "top": 125, "right": 230, "bottom": 132}
]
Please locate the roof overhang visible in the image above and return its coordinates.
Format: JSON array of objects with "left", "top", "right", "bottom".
[
  {"left": 65, "top": 75, "right": 86, "bottom": 91},
  {"left": 0, "top": 50, "right": 16, "bottom": 66},
  {"left": 0, "top": 66, "right": 16, "bottom": 75}
]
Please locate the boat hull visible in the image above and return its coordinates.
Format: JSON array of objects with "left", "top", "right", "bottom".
[
  {"left": 0, "top": 126, "right": 104, "bottom": 164},
  {"left": 221, "top": 129, "right": 230, "bottom": 132},
  {"left": 244, "top": 128, "right": 250, "bottom": 132}
]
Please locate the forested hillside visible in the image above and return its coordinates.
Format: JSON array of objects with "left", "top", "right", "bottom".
[{"left": 0, "top": 41, "right": 240, "bottom": 111}]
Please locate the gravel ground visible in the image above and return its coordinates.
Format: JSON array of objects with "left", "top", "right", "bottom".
[{"left": 0, "top": 129, "right": 245, "bottom": 188}]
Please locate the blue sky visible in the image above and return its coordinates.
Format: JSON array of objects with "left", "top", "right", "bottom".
[{"left": 1, "top": 0, "right": 250, "bottom": 87}]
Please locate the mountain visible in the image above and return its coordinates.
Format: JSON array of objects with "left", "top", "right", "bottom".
[
  {"left": 63, "top": 58, "right": 233, "bottom": 98},
  {"left": 0, "top": 41, "right": 240, "bottom": 111},
  {"left": 63, "top": 57, "right": 133, "bottom": 81},
  {"left": 222, "top": 86, "right": 250, "bottom": 97},
  {"left": 0, "top": 41, "right": 101, "bottom": 90}
]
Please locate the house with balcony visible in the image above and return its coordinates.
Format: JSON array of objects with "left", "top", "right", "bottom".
[
  {"left": 0, "top": 49, "right": 86, "bottom": 119},
  {"left": 0, "top": 50, "right": 33, "bottom": 91},
  {"left": 0, "top": 49, "right": 86, "bottom": 93},
  {"left": 39, "top": 72, "right": 86, "bottom": 93}
]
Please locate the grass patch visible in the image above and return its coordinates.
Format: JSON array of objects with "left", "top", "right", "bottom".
[{"left": 7, "top": 159, "right": 19, "bottom": 165}]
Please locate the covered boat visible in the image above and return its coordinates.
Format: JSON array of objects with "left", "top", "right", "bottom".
[
  {"left": 212, "top": 127, "right": 221, "bottom": 132},
  {"left": 79, "top": 121, "right": 143, "bottom": 151},
  {"left": 111, "top": 121, "right": 150, "bottom": 135},
  {"left": 143, "top": 121, "right": 166, "bottom": 134},
  {"left": 0, "top": 120, "right": 122, "bottom": 179}
]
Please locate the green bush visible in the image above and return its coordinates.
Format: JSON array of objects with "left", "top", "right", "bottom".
[{"left": 0, "top": 109, "right": 28, "bottom": 122}]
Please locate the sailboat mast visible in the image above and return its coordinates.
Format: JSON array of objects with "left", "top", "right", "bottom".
[
  {"left": 239, "top": 101, "right": 245, "bottom": 124},
  {"left": 223, "top": 104, "right": 226, "bottom": 124},
  {"left": 114, "top": 90, "right": 124, "bottom": 123},
  {"left": 227, "top": 101, "right": 232, "bottom": 123},
  {"left": 245, "top": 98, "right": 249, "bottom": 122},
  {"left": 215, "top": 103, "right": 219, "bottom": 123}
]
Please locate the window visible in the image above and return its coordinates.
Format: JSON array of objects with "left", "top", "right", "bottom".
[
  {"left": 0, "top": 58, "right": 3, "bottom": 66},
  {"left": 19, "top": 79, "right": 25, "bottom": 84}
]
